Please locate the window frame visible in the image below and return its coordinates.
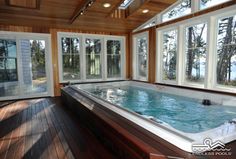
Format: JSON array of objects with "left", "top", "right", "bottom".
[
  {"left": 199, "top": 0, "right": 231, "bottom": 11},
  {"left": 83, "top": 35, "right": 104, "bottom": 81},
  {"left": 58, "top": 32, "right": 83, "bottom": 83},
  {"left": 104, "top": 37, "right": 126, "bottom": 80},
  {"left": 58, "top": 32, "right": 126, "bottom": 83},
  {"left": 182, "top": 20, "right": 209, "bottom": 88},
  {"left": 161, "top": 0, "right": 192, "bottom": 23},
  {"left": 132, "top": 31, "right": 149, "bottom": 81},
  {"left": 155, "top": 4, "right": 236, "bottom": 93},
  {"left": 0, "top": 31, "right": 54, "bottom": 101},
  {"left": 157, "top": 27, "right": 179, "bottom": 85},
  {"left": 212, "top": 9, "right": 236, "bottom": 92}
]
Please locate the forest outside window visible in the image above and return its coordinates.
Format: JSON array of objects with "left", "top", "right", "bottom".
[
  {"left": 200, "top": 0, "right": 230, "bottom": 10},
  {"left": 136, "top": 35, "right": 148, "bottom": 81},
  {"left": 85, "top": 38, "right": 102, "bottom": 80},
  {"left": 162, "top": 0, "right": 191, "bottom": 22},
  {"left": 61, "top": 37, "right": 80, "bottom": 81},
  {"left": 107, "top": 40, "right": 122, "bottom": 78},
  {"left": 58, "top": 33, "right": 125, "bottom": 83},
  {"left": 216, "top": 14, "right": 236, "bottom": 87},
  {"left": 0, "top": 39, "right": 17, "bottom": 83},
  {"left": 185, "top": 23, "right": 207, "bottom": 84},
  {"left": 162, "top": 29, "right": 178, "bottom": 82}
]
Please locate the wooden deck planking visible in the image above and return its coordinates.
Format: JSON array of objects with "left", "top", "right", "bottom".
[{"left": 0, "top": 97, "right": 117, "bottom": 159}]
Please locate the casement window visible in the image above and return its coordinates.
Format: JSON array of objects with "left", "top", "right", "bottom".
[
  {"left": 0, "top": 39, "right": 17, "bottom": 83},
  {"left": 58, "top": 32, "right": 126, "bottom": 83},
  {"left": 162, "top": 0, "right": 191, "bottom": 22},
  {"left": 61, "top": 37, "right": 81, "bottom": 81},
  {"left": 162, "top": 29, "right": 178, "bottom": 82},
  {"left": 200, "top": 0, "right": 230, "bottom": 10},
  {"left": 133, "top": 32, "right": 149, "bottom": 81},
  {"left": 0, "top": 32, "right": 53, "bottom": 101},
  {"left": 85, "top": 38, "right": 102, "bottom": 80},
  {"left": 216, "top": 14, "right": 236, "bottom": 87},
  {"left": 106, "top": 39, "right": 122, "bottom": 78},
  {"left": 185, "top": 23, "right": 207, "bottom": 84}
]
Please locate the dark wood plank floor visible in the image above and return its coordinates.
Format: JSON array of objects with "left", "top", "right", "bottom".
[{"left": 0, "top": 97, "right": 117, "bottom": 159}]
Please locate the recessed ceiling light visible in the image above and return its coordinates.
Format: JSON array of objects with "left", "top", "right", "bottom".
[
  {"left": 142, "top": 9, "right": 149, "bottom": 13},
  {"left": 103, "top": 3, "right": 111, "bottom": 8}
]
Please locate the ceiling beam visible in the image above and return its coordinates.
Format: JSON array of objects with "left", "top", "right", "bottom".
[
  {"left": 5, "top": 0, "right": 41, "bottom": 9},
  {"left": 70, "top": 0, "right": 95, "bottom": 24},
  {"left": 106, "top": 0, "right": 124, "bottom": 17},
  {"left": 125, "top": 0, "right": 151, "bottom": 18}
]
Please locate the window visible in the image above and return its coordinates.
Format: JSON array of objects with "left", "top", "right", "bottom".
[
  {"left": 216, "top": 14, "right": 236, "bottom": 87},
  {"left": 162, "top": 0, "right": 191, "bottom": 22},
  {"left": 58, "top": 33, "right": 125, "bottom": 82},
  {"left": 61, "top": 37, "right": 80, "bottom": 81},
  {"left": 119, "top": 0, "right": 133, "bottom": 9},
  {"left": 133, "top": 32, "right": 148, "bottom": 81},
  {"left": 185, "top": 23, "right": 207, "bottom": 84},
  {"left": 107, "top": 40, "right": 122, "bottom": 78},
  {"left": 200, "top": 0, "right": 230, "bottom": 10},
  {"left": 20, "top": 39, "right": 48, "bottom": 94},
  {"left": 0, "top": 39, "right": 17, "bottom": 83},
  {"left": 162, "top": 29, "right": 178, "bottom": 81},
  {"left": 0, "top": 32, "right": 53, "bottom": 100},
  {"left": 85, "top": 38, "right": 102, "bottom": 79}
]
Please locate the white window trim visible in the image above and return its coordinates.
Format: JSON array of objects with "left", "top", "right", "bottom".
[
  {"left": 155, "top": 5, "right": 236, "bottom": 93},
  {"left": 57, "top": 32, "right": 83, "bottom": 83},
  {"left": 161, "top": 0, "right": 192, "bottom": 23},
  {"left": 132, "top": 31, "right": 149, "bottom": 81},
  {"left": 134, "top": 0, "right": 233, "bottom": 33},
  {"left": 182, "top": 20, "right": 209, "bottom": 89},
  {"left": 0, "top": 31, "right": 54, "bottom": 101},
  {"left": 57, "top": 32, "right": 126, "bottom": 83},
  {"left": 156, "top": 27, "right": 179, "bottom": 85},
  {"left": 212, "top": 9, "right": 236, "bottom": 92},
  {"left": 104, "top": 37, "right": 126, "bottom": 81},
  {"left": 199, "top": 0, "right": 231, "bottom": 11}
]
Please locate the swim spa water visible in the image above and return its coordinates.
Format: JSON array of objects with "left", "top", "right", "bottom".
[{"left": 87, "top": 85, "right": 236, "bottom": 133}]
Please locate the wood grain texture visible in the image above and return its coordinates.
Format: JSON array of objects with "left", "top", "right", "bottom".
[
  {"left": 0, "top": 0, "right": 176, "bottom": 33},
  {"left": 0, "top": 97, "right": 117, "bottom": 159},
  {"left": 148, "top": 27, "right": 156, "bottom": 83}
]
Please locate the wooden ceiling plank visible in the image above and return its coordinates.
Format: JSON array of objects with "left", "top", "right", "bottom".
[
  {"left": 70, "top": 0, "right": 93, "bottom": 24},
  {"left": 106, "top": 0, "right": 124, "bottom": 17}
]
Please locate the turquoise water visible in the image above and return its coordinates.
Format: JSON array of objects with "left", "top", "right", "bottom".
[{"left": 87, "top": 85, "right": 236, "bottom": 133}]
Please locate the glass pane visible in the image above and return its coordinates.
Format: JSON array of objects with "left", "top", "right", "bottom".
[
  {"left": 137, "top": 37, "right": 148, "bottom": 79},
  {"left": 107, "top": 55, "right": 121, "bottom": 78},
  {"left": 61, "top": 37, "right": 80, "bottom": 54},
  {"left": 21, "top": 40, "right": 47, "bottom": 94},
  {"left": 86, "top": 38, "right": 102, "bottom": 79},
  {"left": 0, "top": 39, "right": 16, "bottom": 57},
  {"left": 63, "top": 55, "right": 80, "bottom": 80},
  {"left": 162, "top": 30, "right": 177, "bottom": 81},
  {"left": 107, "top": 40, "right": 121, "bottom": 78},
  {"left": 138, "top": 54, "right": 147, "bottom": 78},
  {"left": 200, "top": 0, "right": 230, "bottom": 10},
  {"left": 162, "top": 0, "right": 191, "bottom": 22},
  {"left": 217, "top": 15, "right": 236, "bottom": 86},
  {"left": 0, "top": 39, "right": 19, "bottom": 97},
  {"left": 185, "top": 23, "right": 207, "bottom": 83},
  {"left": 0, "top": 58, "right": 18, "bottom": 82}
]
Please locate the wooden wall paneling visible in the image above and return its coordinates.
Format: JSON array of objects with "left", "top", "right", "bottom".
[
  {"left": 50, "top": 29, "right": 60, "bottom": 96},
  {"left": 148, "top": 27, "right": 156, "bottom": 83},
  {"left": 125, "top": 33, "right": 131, "bottom": 79}
]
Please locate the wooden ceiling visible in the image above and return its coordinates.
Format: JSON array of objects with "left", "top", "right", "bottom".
[{"left": 0, "top": 0, "right": 176, "bottom": 33}]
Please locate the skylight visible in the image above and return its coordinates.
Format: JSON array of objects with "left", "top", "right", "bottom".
[{"left": 119, "top": 0, "right": 133, "bottom": 9}]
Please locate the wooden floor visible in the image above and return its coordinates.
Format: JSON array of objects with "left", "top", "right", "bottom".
[{"left": 0, "top": 97, "right": 117, "bottom": 159}]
